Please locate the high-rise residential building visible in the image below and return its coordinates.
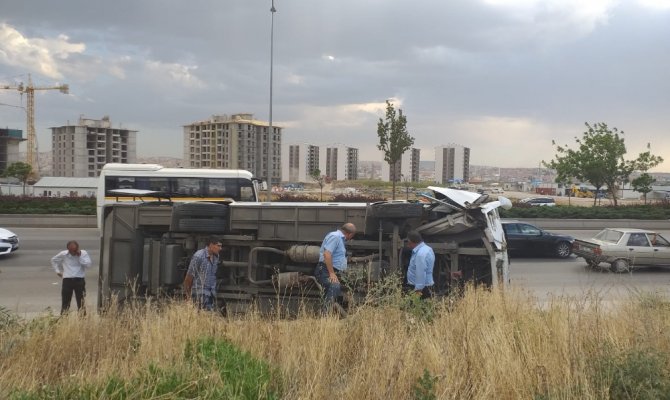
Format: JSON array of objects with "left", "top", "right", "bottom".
[
  {"left": 281, "top": 143, "right": 321, "bottom": 183},
  {"left": 183, "top": 113, "right": 282, "bottom": 185},
  {"left": 380, "top": 148, "right": 421, "bottom": 182},
  {"left": 435, "top": 144, "right": 470, "bottom": 184},
  {"left": 325, "top": 145, "right": 358, "bottom": 181},
  {"left": 0, "top": 128, "right": 25, "bottom": 172},
  {"left": 51, "top": 116, "right": 137, "bottom": 177}
]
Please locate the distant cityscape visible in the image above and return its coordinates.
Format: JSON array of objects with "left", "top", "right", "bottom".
[{"left": 3, "top": 114, "right": 670, "bottom": 188}]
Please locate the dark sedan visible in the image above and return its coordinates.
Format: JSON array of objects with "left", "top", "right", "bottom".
[{"left": 502, "top": 219, "right": 574, "bottom": 258}]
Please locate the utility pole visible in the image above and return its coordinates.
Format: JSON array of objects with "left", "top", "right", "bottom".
[{"left": 266, "top": 0, "right": 277, "bottom": 202}]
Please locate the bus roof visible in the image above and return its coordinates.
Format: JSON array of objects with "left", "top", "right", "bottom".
[{"left": 101, "top": 163, "right": 254, "bottom": 178}]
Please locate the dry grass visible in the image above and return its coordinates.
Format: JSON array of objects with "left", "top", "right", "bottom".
[{"left": 2, "top": 288, "right": 670, "bottom": 399}]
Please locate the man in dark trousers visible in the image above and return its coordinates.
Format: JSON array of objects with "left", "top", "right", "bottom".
[
  {"left": 183, "top": 236, "right": 222, "bottom": 311},
  {"left": 51, "top": 240, "right": 92, "bottom": 314}
]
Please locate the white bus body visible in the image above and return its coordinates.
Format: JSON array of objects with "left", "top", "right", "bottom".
[{"left": 97, "top": 163, "right": 258, "bottom": 228}]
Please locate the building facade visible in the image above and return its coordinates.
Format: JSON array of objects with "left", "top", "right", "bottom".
[
  {"left": 435, "top": 144, "right": 470, "bottom": 184},
  {"left": 380, "top": 148, "right": 421, "bottom": 182},
  {"left": 0, "top": 128, "right": 25, "bottom": 172},
  {"left": 51, "top": 116, "right": 137, "bottom": 177},
  {"left": 281, "top": 143, "right": 320, "bottom": 183},
  {"left": 183, "top": 113, "right": 282, "bottom": 185},
  {"left": 325, "top": 145, "right": 358, "bottom": 181}
]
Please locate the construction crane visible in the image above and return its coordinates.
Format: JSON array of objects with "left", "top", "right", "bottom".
[{"left": 1, "top": 74, "right": 69, "bottom": 178}]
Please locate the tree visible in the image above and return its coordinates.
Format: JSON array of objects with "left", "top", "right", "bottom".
[
  {"left": 545, "top": 123, "right": 662, "bottom": 206},
  {"left": 4, "top": 162, "right": 32, "bottom": 196},
  {"left": 631, "top": 173, "right": 655, "bottom": 204},
  {"left": 310, "top": 168, "right": 325, "bottom": 201},
  {"left": 377, "top": 100, "right": 414, "bottom": 200}
]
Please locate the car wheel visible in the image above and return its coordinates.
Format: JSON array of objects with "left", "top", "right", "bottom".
[
  {"left": 555, "top": 242, "right": 572, "bottom": 258},
  {"left": 610, "top": 259, "right": 630, "bottom": 273}
]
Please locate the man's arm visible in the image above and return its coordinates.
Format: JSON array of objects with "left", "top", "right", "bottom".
[
  {"left": 79, "top": 250, "right": 92, "bottom": 269},
  {"left": 413, "top": 251, "right": 427, "bottom": 291},
  {"left": 323, "top": 250, "right": 339, "bottom": 284},
  {"left": 51, "top": 251, "right": 64, "bottom": 277},
  {"left": 183, "top": 274, "right": 194, "bottom": 300}
]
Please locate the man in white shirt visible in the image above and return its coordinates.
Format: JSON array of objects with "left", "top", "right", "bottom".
[{"left": 51, "top": 240, "right": 92, "bottom": 315}]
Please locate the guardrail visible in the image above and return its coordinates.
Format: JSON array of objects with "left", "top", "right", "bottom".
[
  {"left": 1, "top": 214, "right": 668, "bottom": 230},
  {"left": 0, "top": 214, "right": 97, "bottom": 228},
  {"left": 519, "top": 218, "right": 670, "bottom": 230}
]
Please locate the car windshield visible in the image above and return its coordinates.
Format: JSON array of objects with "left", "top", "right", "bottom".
[{"left": 594, "top": 229, "right": 624, "bottom": 244}]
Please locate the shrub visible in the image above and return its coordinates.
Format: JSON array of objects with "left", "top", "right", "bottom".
[
  {"left": 0, "top": 196, "right": 96, "bottom": 215},
  {"left": 595, "top": 348, "right": 670, "bottom": 400},
  {"left": 330, "top": 193, "right": 387, "bottom": 203}
]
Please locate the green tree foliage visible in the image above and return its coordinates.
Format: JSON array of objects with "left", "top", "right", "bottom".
[
  {"left": 545, "top": 123, "right": 663, "bottom": 206},
  {"left": 4, "top": 162, "right": 32, "bottom": 195},
  {"left": 631, "top": 173, "right": 655, "bottom": 204},
  {"left": 309, "top": 168, "right": 325, "bottom": 201},
  {"left": 377, "top": 100, "right": 414, "bottom": 200}
]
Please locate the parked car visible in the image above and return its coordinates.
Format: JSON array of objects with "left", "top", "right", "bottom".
[
  {"left": 572, "top": 228, "right": 670, "bottom": 272},
  {"left": 519, "top": 197, "right": 556, "bottom": 206},
  {"left": 0, "top": 228, "right": 20, "bottom": 256},
  {"left": 501, "top": 219, "right": 574, "bottom": 258}
]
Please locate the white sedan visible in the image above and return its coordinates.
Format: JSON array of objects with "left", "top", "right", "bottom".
[{"left": 0, "top": 228, "right": 20, "bottom": 256}]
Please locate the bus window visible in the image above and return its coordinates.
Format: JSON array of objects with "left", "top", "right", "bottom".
[
  {"left": 208, "top": 178, "right": 235, "bottom": 198},
  {"left": 175, "top": 178, "right": 203, "bottom": 197},
  {"left": 135, "top": 177, "right": 170, "bottom": 193},
  {"left": 239, "top": 179, "right": 255, "bottom": 201}
]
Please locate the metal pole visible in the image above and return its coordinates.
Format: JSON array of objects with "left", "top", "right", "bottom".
[{"left": 266, "top": 0, "right": 276, "bottom": 202}]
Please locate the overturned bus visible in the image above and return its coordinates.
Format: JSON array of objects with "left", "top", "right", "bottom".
[{"left": 98, "top": 187, "right": 511, "bottom": 314}]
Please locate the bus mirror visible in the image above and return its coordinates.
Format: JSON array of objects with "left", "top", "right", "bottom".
[{"left": 259, "top": 181, "right": 268, "bottom": 191}]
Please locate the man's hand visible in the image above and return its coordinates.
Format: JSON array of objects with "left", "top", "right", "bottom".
[
  {"left": 328, "top": 272, "right": 339, "bottom": 284},
  {"left": 76, "top": 250, "right": 81, "bottom": 256}
]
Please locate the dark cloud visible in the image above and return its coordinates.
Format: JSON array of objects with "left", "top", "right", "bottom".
[{"left": 1, "top": 0, "right": 669, "bottom": 169}]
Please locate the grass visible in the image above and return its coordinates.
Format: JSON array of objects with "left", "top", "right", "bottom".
[{"left": 3, "top": 289, "right": 670, "bottom": 399}]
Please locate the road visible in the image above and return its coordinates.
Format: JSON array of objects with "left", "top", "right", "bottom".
[
  {"left": 2, "top": 227, "right": 670, "bottom": 318},
  {"left": 0, "top": 228, "right": 100, "bottom": 317}
]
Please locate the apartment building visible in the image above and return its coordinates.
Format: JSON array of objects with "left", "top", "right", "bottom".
[
  {"left": 380, "top": 148, "right": 421, "bottom": 182},
  {"left": 51, "top": 116, "right": 137, "bottom": 177},
  {"left": 281, "top": 143, "right": 321, "bottom": 183},
  {"left": 325, "top": 145, "right": 358, "bottom": 181},
  {"left": 435, "top": 144, "right": 470, "bottom": 184},
  {"left": 0, "top": 128, "right": 25, "bottom": 172},
  {"left": 183, "top": 113, "right": 282, "bottom": 185}
]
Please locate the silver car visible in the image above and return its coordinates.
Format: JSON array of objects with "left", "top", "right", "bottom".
[
  {"left": 572, "top": 228, "right": 670, "bottom": 272},
  {"left": 0, "top": 227, "right": 20, "bottom": 256}
]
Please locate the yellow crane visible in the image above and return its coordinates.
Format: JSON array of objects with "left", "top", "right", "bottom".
[{"left": 1, "top": 74, "right": 69, "bottom": 178}]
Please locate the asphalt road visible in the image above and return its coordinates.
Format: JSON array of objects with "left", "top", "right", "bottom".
[
  {"left": 2, "top": 227, "right": 670, "bottom": 318},
  {"left": 0, "top": 227, "right": 100, "bottom": 317}
]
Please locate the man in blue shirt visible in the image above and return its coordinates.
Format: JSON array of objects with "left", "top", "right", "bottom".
[
  {"left": 183, "top": 236, "right": 222, "bottom": 311},
  {"left": 406, "top": 230, "right": 435, "bottom": 299},
  {"left": 314, "top": 223, "right": 357, "bottom": 315}
]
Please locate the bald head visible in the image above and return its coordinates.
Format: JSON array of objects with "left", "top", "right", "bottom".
[{"left": 340, "top": 223, "right": 356, "bottom": 240}]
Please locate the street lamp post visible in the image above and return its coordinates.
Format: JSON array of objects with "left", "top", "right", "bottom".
[{"left": 266, "top": 0, "right": 277, "bottom": 202}]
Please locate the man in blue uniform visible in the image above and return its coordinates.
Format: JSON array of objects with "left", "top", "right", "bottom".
[
  {"left": 314, "top": 223, "right": 357, "bottom": 315},
  {"left": 406, "top": 230, "right": 435, "bottom": 299}
]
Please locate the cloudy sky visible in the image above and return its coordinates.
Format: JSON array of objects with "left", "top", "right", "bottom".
[{"left": 1, "top": 0, "right": 669, "bottom": 169}]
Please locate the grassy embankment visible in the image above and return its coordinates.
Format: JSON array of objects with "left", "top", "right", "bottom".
[{"left": 3, "top": 287, "right": 670, "bottom": 399}]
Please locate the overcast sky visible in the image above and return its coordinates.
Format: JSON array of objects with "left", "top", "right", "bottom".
[{"left": 1, "top": 0, "right": 669, "bottom": 169}]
